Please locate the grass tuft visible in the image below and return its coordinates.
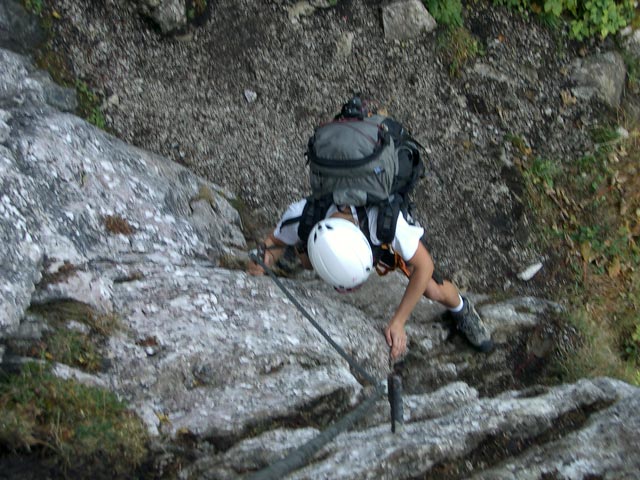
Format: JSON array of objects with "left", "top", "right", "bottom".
[
  {"left": 438, "top": 26, "right": 484, "bottom": 77},
  {"left": 30, "top": 300, "right": 120, "bottom": 337},
  {"left": 0, "top": 363, "right": 148, "bottom": 475},
  {"left": 8, "top": 301, "right": 121, "bottom": 373}
]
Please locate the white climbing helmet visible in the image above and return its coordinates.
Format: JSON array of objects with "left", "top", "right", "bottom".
[{"left": 307, "top": 218, "right": 373, "bottom": 292}]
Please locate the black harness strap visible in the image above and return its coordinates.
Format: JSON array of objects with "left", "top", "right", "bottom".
[
  {"left": 278, "top": 195, "right": 334, "bottom": 247},
  {"left": 298, "top": 195, "right": 333, "bottom": 247}
]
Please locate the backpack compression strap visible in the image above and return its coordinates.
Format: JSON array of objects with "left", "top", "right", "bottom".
[{"left": 306, "top": 119, "right": 390, "bottom": 169}]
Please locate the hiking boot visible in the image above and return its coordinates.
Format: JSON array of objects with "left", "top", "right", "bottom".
[{"left": 451, "top": 297, "right": 494, "bottom": 353}]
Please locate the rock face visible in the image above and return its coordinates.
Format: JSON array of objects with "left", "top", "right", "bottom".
[
  {"left": 227, "top": 378, "right": 639, "bottom": 480},
  {"left": 0, "top": 47, "right": 244, "bottom": 335},
  {"left": 1, "top": 43, "right": 640, "bottom": 479}
]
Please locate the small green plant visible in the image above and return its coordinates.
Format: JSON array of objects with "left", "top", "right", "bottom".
[
  {"left": 624, "top": 323, "right": 640, "bottom": 362},
  {"left": 0, "top": 363, "right": 148, "bottom": 474},
  {"left": 591, "top": 125, "right": 621, "bottom": 145},
  {"left": 34, "top": 44, "right": 76, "bottom": 87},
  {"left": 22, "top": 0, "right": 44, "bottom": 15},
  {"left": 186, "top": 0, "right": 208, "bottom": 21},
  {"left": 555, "top": 310, "right": 638, "bottom": 383},
  {"left": 526, "top": 156, "right": 560, "bottom": 189},
  {"left": 438, "top": 26, "right": 484, "bottom": 77},
  {"left": 537, "top": 10, "right": 563, "bottom": 29},
  {"left": 76, "top": 80, "right": 106, "bottom": 130},
  {"left": 424, "top": 0, "right": 463, "bottom": 26},
  {"left": 506, "top": 133, "right": 533, "bottom": 156},
  {"left": 41, "top": 328, "right": 103, "bottom": 372},
  {"left": 622, "top": 51, "right": 640, "bottom": 95}
]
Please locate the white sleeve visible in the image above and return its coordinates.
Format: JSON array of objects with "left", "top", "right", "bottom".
[
  {"left": 391, "top": 213, "right": 425, "bottom": 261},
  {"left": 273, "top": 199, "right": 307, "bottom": 245},
  {"left": 366, "top": 207, "right": 424, "bottom": 261}
]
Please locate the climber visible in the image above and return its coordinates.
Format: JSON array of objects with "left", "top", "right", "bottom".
[{"left": 247, "top": 96, "right": 493, "bottom": 359}]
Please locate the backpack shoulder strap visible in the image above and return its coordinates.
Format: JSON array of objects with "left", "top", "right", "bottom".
[
  {"left": 376, "top": 198, "right": 402, "bottom": 244},
  {"left": 356, "top": 205, "right": 397, "bottom": 267},
  {"left": 295, "top": 195, "right": 334, "bottom": 247}
]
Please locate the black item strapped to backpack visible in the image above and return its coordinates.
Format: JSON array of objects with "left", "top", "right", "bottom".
[{"left": 285, "top": 96, "right": 425, "bottom": 247}]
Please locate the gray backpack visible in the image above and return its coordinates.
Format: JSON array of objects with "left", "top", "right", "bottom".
[{"left": 307, "top": 114, "right": 398, "bottom": 206}]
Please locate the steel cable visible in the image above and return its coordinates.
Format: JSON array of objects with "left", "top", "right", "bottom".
[{"left": 245, "top": 252, "right": 392, "bottom": 479}]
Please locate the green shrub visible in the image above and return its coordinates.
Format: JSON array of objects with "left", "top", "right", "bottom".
[
  {"left": 563, "top": 0, "right": 635, "bottom": 40},
  {"left": 516, "top": 122, "right": 640, "bottom": 386},
  {"left": 424, "top": 0, "right": 463, "bottom": 26},
  {"left": 493, "top": 0, "right": 636, "bottom": 40}
]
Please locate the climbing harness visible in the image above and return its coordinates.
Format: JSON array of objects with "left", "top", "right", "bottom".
[
  {"left": 375, "top": 244, "right": 412, "bottom": 277},
  {"left": 247, "top": 251, "right": 405, "bottom": 479}
]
